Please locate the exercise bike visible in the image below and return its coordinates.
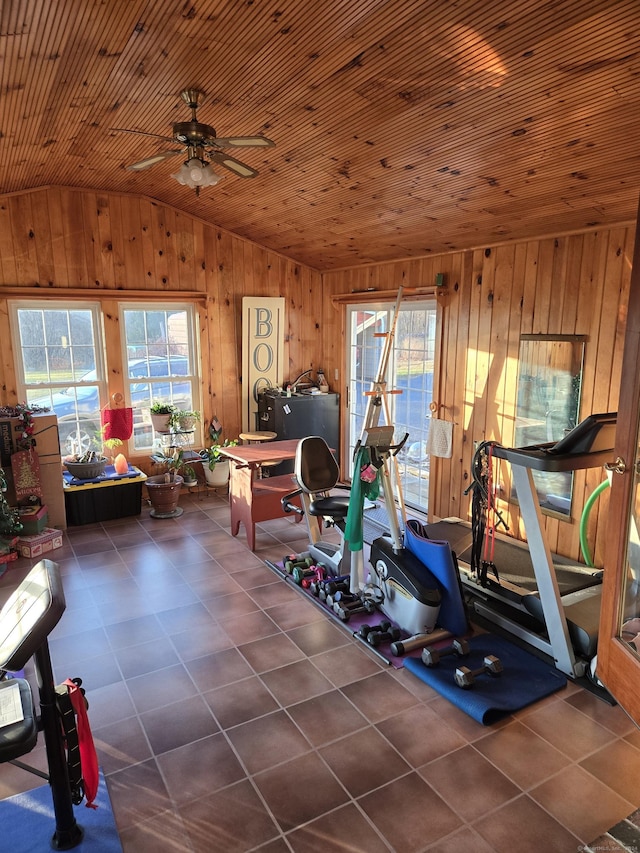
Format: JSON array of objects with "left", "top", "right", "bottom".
[{"left": 281, "top": 435, "right": 351, "bottom": 576}]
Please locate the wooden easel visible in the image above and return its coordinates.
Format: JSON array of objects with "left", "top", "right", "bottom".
[{"left": 350, "top": 288, "right": 409, "bottom": 590}]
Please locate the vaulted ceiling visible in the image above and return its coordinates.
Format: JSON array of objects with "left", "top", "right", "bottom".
[{"left": 1, "top": 0, "right": 639, "bottom": 271}]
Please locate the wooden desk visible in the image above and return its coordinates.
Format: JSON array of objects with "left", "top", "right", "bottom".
[{"left": 221, "top": 440, "right": 302, "bottom": 550}]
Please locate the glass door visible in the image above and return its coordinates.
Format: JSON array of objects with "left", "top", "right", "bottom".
[{"left": 346, "top": 299, "right": 437, "bottom": 514}]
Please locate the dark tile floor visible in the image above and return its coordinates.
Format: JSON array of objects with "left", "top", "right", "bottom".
[{"left": 1, "top": 489, "right": 640, "bottom": 852}]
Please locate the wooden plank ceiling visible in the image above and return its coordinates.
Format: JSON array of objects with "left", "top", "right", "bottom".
[{"left": 1, "top": 0, "right": 639, "bottom": 271}]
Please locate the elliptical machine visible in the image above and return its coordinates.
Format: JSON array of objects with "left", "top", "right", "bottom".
[{"left": 281, "top": 435, "right": 351, "bottom": 576}]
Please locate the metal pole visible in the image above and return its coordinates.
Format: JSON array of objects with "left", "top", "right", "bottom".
[{"left": 34, "top": 642, "right": 84, "bottom": 850}]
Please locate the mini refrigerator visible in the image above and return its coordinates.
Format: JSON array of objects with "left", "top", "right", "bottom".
[{"left": 257, "top": 391, "right": 340, "bottom": 475}]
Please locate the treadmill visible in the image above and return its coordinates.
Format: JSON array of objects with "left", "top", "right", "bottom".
[{"left": 427, "top": 413, "right": 617, "bottom": 678}]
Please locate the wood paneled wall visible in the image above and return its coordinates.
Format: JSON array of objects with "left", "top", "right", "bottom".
[
  {"left": 322, "top": 227, "right": 634, "bottom": 565},
  {"left": 0, "top": 186, "right": 634, "bottom": 565},
  {"left": 0, "top": 187, "right": 326, "bottom": 455}
]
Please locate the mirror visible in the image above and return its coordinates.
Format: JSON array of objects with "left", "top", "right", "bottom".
[{"left": 514, "top": 334, "right": 586, "bottom": 517}]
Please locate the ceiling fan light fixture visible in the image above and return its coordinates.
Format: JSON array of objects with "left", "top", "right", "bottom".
[{"left": 171, "top": 157, "right": 222, "bottom": 189}]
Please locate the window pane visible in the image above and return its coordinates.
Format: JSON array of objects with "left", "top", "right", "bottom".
[
  {"left": 122, "top": 305, "right": 198, "bottom": 452},
  {"left": 347, "top": 301, "right": 436, "bottom": 516},
  {"left": 11, "top": 301, "right": 200, "bottom": 457},
  {"left": 13, "top": 304, "right": 104, "bottom": 455}
]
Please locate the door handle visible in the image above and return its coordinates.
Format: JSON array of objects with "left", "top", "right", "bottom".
[{"left": 604, "top": 456, "right": 627, "bottom": 475}]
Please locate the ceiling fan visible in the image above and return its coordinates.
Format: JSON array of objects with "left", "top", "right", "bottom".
[{"left": 113, "top": 89, "right": 275, "bottom": 192}]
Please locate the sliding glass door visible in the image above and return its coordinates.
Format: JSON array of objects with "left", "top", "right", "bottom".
[{"left": 346, "top": 300, "right": 437, "bottom": 514}]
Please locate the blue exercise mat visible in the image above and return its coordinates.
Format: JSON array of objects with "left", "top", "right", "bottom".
[
  {"left": 403, "top": 633, "right": 567, "bottom": 725},
  {"left": 0, "top": 769, "right": 122, "bottom": 852}
]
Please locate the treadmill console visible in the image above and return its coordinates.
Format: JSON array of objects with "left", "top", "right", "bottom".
[
  {"left": 545, "top": 412, "right": 617, "bottom": 455},
  {"left": 494, "top": 412, "right": 617, "bottom": 472}
]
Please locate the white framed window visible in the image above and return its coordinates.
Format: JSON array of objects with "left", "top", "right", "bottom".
[
  {"left": 120, "top": 303, "right": 200, "bottom": 452},
  {"left": 9, "top": 299, "right": 201, "bottom": 456},
  {"left": 9, "top": 300, "right": 106, "bottom": 455}
]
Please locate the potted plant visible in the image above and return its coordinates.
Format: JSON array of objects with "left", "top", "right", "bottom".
[
  {"left": 146, "top": 448, "right": 184, "bottom": 517},
  {"left": 181, "top": 464, "right": 198, "bottom": 487},
  {"left": 199, "top": 439, "right": 238, "bottom": 487},
  {"left": 149, "top": 402, "right": 176, "bottom": 434},
  {"left": 171, "top": 409, "right": 201, "bottom": 432}
]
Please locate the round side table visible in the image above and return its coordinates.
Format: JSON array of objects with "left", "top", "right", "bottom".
[
  {"left": 238, "top": 431, "right": 279, "bottom": 477},
  {"left": 239, "top": 431, "right": 278, "bottom": 443}
]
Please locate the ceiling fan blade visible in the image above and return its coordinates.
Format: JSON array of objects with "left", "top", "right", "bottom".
[
  {"left": 127, "top": 150, "right": 183, "bottom": 171},
  {"left": 110, "top": 127, "right": 177, "bottom": 143},
  {"left": 206, "top": 135, "right": 275, "bottom": 149},
  {"left": 208, "top": 151, "right": 259, "bottom": 178}
]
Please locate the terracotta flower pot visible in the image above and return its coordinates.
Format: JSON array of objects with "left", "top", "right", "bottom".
[
  {"left": 150, "top": 412, "right": 172, "bottom": 433},
  {"left": 146, "top": 474, "right": 184, "bottom": 518}
]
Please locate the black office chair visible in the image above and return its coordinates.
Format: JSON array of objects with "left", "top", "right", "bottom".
[{"left": 282, "top": 436, "right": 351, "bottom": 575}]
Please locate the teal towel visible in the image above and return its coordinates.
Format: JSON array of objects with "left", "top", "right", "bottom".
[{"left": 345, "top": 446, "right": 381, "bottom": 550}]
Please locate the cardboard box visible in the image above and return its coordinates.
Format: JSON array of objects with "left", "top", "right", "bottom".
[
  {"left": 0, "top": 413, "right": 60, "bottom": 465},
  {"left": 17, "top": 504, "right": 48, "bottom": 535},
  {"left": 17, "top": 527, "right": 64, "bottom": 559},
  {"left": 38, "top": 463, "right": 66, "bottom": 529},
  {"left": 4, "top": 464, "right": 66, "bottom": 530}
]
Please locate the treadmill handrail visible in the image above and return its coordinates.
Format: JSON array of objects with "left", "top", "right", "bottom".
[{"left": 492, "top": 444, "right": 616, "bottom": 472}]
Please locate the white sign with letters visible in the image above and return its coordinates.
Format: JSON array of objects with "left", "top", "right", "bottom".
[{"left": 242, "top": 297, "right": 285, "bottom": 432}]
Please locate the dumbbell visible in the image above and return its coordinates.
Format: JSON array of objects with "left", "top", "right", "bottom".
[
  {"left": 284, "top": 556, "right": 313, "bottom": 574},
  {"left": 328, "top": 590, "right": 362, "bottom": 608},
  {"left": 357, "top": 621, "right": 391, "bottom": 640},
  {"left": 390, "top": 628, "right": 453, "bottom": 656},
  {"left": 301, "top": 568, "right": 326, "bottom": 589},
  {"left": 421, "top": 638, "right": 470, "bottom": 668},
  {"left": 454, "top": 655, "right": 503, "bottom": 689},
  {"left": 368, "top": 625, "right": 401, "bottom": 647},
  {"left": 326, "top": 589, "right": 360, "bottom": 607},
  {"left": 310, "top": 572, "right": 347, "bottom": 596},
  {"left": 293, "top": 564, "right": 324, "bottom": 585},
  {"left": 321, "top": 578, "right": 351, "bottom": 598},
  {"left": 334, "top": 597, "right": 377, "bottom": 621}
]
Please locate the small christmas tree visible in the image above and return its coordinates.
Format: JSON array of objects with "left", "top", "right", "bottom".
[{"left": 0, "top": 466, "right": 22, "bottom": 556}]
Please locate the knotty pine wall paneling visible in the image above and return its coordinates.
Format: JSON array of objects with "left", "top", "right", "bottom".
[
  {"left": 321, "top": 226, "right": 634, "bottom": 565},
  {"left": 0, "top": 186, "right": 634, "bottom": 566},
  {"left": 0, "top": 187, "right": 324, "bottom": 467}
]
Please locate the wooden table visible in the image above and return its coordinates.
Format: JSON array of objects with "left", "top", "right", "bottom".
[{"left": 221, "top": 439, "right": 302, "bottom": 550}]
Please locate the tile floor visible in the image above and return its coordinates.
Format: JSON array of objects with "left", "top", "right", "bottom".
[{"left": 1, "top": 489, "right": 640, "bottom": 852}]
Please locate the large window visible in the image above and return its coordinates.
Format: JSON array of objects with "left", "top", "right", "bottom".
[
  {"left": 10, "top": 300, "right": 200, "bottom": 455},
  {"left": 121, "top": 305, "right": 199, "bottom": 452},
  {"left": 11, "top": 302, "right": 105, "bottom": 454},
  {"left": 347, "top": 300, "right": 437, "bottom": 514}
]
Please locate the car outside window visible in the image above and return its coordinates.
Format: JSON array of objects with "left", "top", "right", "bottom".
[
  {"left": 9, "top": 300, "right": 201, "bottom": 456},
  {"left": 121, "top": 305, "right": 199, "bottom": 452}
]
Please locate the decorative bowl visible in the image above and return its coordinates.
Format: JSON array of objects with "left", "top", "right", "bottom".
[{"left": 64, "top": 457, "right": 108, "bottom": 480}]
